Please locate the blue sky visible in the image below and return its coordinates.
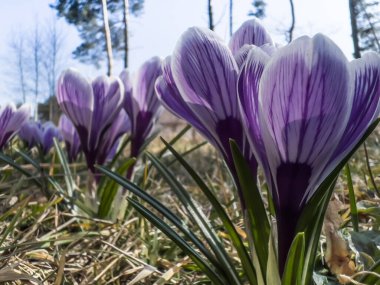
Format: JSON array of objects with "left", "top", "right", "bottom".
[{"left": 0, "top": 0, "right": 352, "bottom": 104}]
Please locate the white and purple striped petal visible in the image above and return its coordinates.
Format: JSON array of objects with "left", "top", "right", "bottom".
[
  {"left": 229, "top": 19, "right": 273, "bottom": 55},
  {"left": 98, "top": 109, "right": 131, "bottom": 164},
  {"left": 58, "top": 114, "right": 81, "bottom": 163},
  {"left": 155, "top": 57, "right": 217, "bottom": 146},
  {"left": 0, "top": 103, "right": 30, "bottom": 150},
  {"left": 331, "top": 52, "right": 380, "bottom": 163}
]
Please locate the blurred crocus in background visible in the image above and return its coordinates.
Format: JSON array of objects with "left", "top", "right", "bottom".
[
  {"left": 238, "top": 34, "right": 380, "bottom": 273},
  {"left": 0, "top": 103, "right": 30, "bottom": 151},
  {"left": 120, "top": 56, "right": 162, "bottom": 178},
  {"left": 18, "top": 120, "right": 61, "bottom": 155},
  {"left": 58, "top": 114, "right": 82, "bottom": 163},
  {"left": 57, "top": 69, "right": 125, "bottom": 173},
  {"left": 155, "top": 21, "right": 273, "bottom": 208}
]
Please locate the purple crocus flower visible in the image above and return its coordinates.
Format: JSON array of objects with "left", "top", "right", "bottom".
[
  {"left": 238, "top": 35, "right": 380, "bottom": 272},
  {"left": 156, "top": 27, "right": 258, "bottom": 208},
  {"left": 18, "top": 120, "right": 40, "bottom": 149},
  {"left": 0, "top": 103, "right": 30, "bottom": 150},
  {"left": 18, "top": 120, "right": 61, "bottom": 155},
  {"left": 120, "top": 57, "right": 162, "bottom": 159},
  {"left": 57, "top": 69, "right": 125, "bottom": 172},
  {"left": 58, "top": 114, "right": 82, "bottom": 163}
]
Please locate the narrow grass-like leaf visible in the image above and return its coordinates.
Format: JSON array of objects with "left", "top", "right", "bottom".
[
  {"left": 128, "top": 197, "right": 227, "bottom": 285},
  {"left": 157, "top": 124, "right": 191, "bottom": 158},
  {"left": 97, "top": 165, "right": 220, "bottom": 266},
  {"left": 345, "top": 164, "right": 359, "bottom": 232},
  {"left": 266, "top": 231, "right": 281, "bottom": 285},
  {"left": 97, "top": 158, "right": 135, "bottom": 218},
  {"left": 282, "top": 232, "right": 305, "bottom": 285},
  {"left": 0, "top": 152, "right": 42, "bottom": 187},
  {"left": 53, "top": 138, "right": 75, "bottom": 197},
  {"left": 230, "top": 139, "right": 270, "bottom": 278},
  {"left": 0, "top": 197, "right": 30, "bottom": 248},
  {"left": 160, "top": 138, "right": 257, "bottom": 285},
  {"left": 146, "top": 151, "right": 243, "bottom": 285}
]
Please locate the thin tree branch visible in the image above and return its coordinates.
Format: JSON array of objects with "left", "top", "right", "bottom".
[
  {"left": 229, "top": 0, "right": 233, "bottom": 37},
  {"left": 287, "top": 0, "right": 296, "bottom": 43}
]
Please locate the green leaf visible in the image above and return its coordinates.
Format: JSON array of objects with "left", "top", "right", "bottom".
[
  {"left": 0, "top": 152, "right": 42, "bottom": 187},
  {"left": 146, "top": 151, "right": 243, "bottom": 285},
  {"left": 160, "top": 138, "right": 258, "bottom": 285},
  {"left": 127, "top": 197, "right": 227, "bottom": 285},
  {"left": 282, "top": 232, "right": 305, "bottom": 285},
  {"left": 266, "top": 231, "right": 281, "bottom": 285},
  {"left": 345, "top": 164, "right": 359, "bottom": 232},
  {"left": 230, "top": 139, "right": 270, "bottom": 279},
  {"left": 97, "top": 158, "right": 135, "bottom": 219},
  {"left": 53, "top": 138, "right": 75, "bottom": 197}
]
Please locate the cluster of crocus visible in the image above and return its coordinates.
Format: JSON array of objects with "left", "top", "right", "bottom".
[
  {"left": 156, "top": 18, "right": 380, "bottom": 275},
  {"left": 0, "top": 103, "right": 30, "bottom": 151},
  {"left": 18, "top": 120, "right": 61, "bottom": 155},
  {"left": 57, "top": 69, "right": 127, "bottom": 173}
]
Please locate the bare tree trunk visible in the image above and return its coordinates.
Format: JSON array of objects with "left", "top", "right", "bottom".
[
  {"left": 349, "top": 0, "right": 361, "bottom": 59},
  {"left": 287, "top": 0, "right": 295, "bottom": 43},
  {"left": 358, "top": 0, "right": 380, "bottom": 51},
  {"left": 229, "top": 0, "right": 233, "bottom": 36},
  {"left": 32, "top": 23, "right": 42, "bottom": 120},
  {"left": 101, "top": 0, "right": 114, "bottom": 76},
  {"left": 16, "top": 38, "right": 27, "bottom": 103},
  {"left": 123, "top": 0, "right": 129, "bottom": 68},
  {"left": 208, "top": 0, "right": 214, "bottom": 31}
]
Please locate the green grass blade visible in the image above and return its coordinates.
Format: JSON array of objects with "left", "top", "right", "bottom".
[
  {"left": 282, "top": 232, "right": 305, "bottom": 285},
  {"left": 160, "top": 138, "right": 257, "bottom": 285},
  {"left": 97, "top": 165, "right": 219, "bottom": 266},
  {"left": 97, "top": 158, "right": 135, "bottom": 218},
  {"left": 0, "top": 152, "right": 42, "bottom": 187},
  {"left": 230, "top": 139, "right": 270, "bottom": 278},
  {"left": 146, "top": 151, "right": 243, "bottom": 285},
  {"left": 345, "top": 163, "right": 359, "bottom": 232},
  {"left": 128, "top": 197, "right": 227, "bottom": 285},
  {"left": 53, "top": 138, "right": 75, "bottom": 197}
]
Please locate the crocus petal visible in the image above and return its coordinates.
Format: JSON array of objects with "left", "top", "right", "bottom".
[
  {"left": 229, "top": 19, "right": 273, "bottom": 55},
  {"left": 58, "top": 114, "right": 81, "bottom": 162},
  {"left": 259, "top": 34, "right": 351, "bottom": 205},
  {"left": 119, "top": 69, "right": 134, "bottom": 122},
  {"left": 332, "top": 52, "right": 380, "bottom": 162},
  {"left": 18, "top": 120, "right": 40, "bottom": 149},
  {"left": 234, "top": 45, "right": 256, "bottom": 69},
  {"left": 238, "top": 47, "right": 270, "bottom": 173},
  {"left": 57, "top": 69, "right": 94, "bottom": 136},
  {"left": 90, "top": 76, "right": 125, "bottom": 150},
  {"left": 41, "top": 122, "right": 60, "bottom": 155},
  {"left": 172, "top": 27, "right": 241, "bottom": 151},
  {"left": 0, "top": 103, "right": 30, "bottom": 150},
  {"left": 97, "top": 109, "right": 130, "bottom": 164},
  {"left": 156, "top": 57, "right": 217, "bottom": 146}
]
